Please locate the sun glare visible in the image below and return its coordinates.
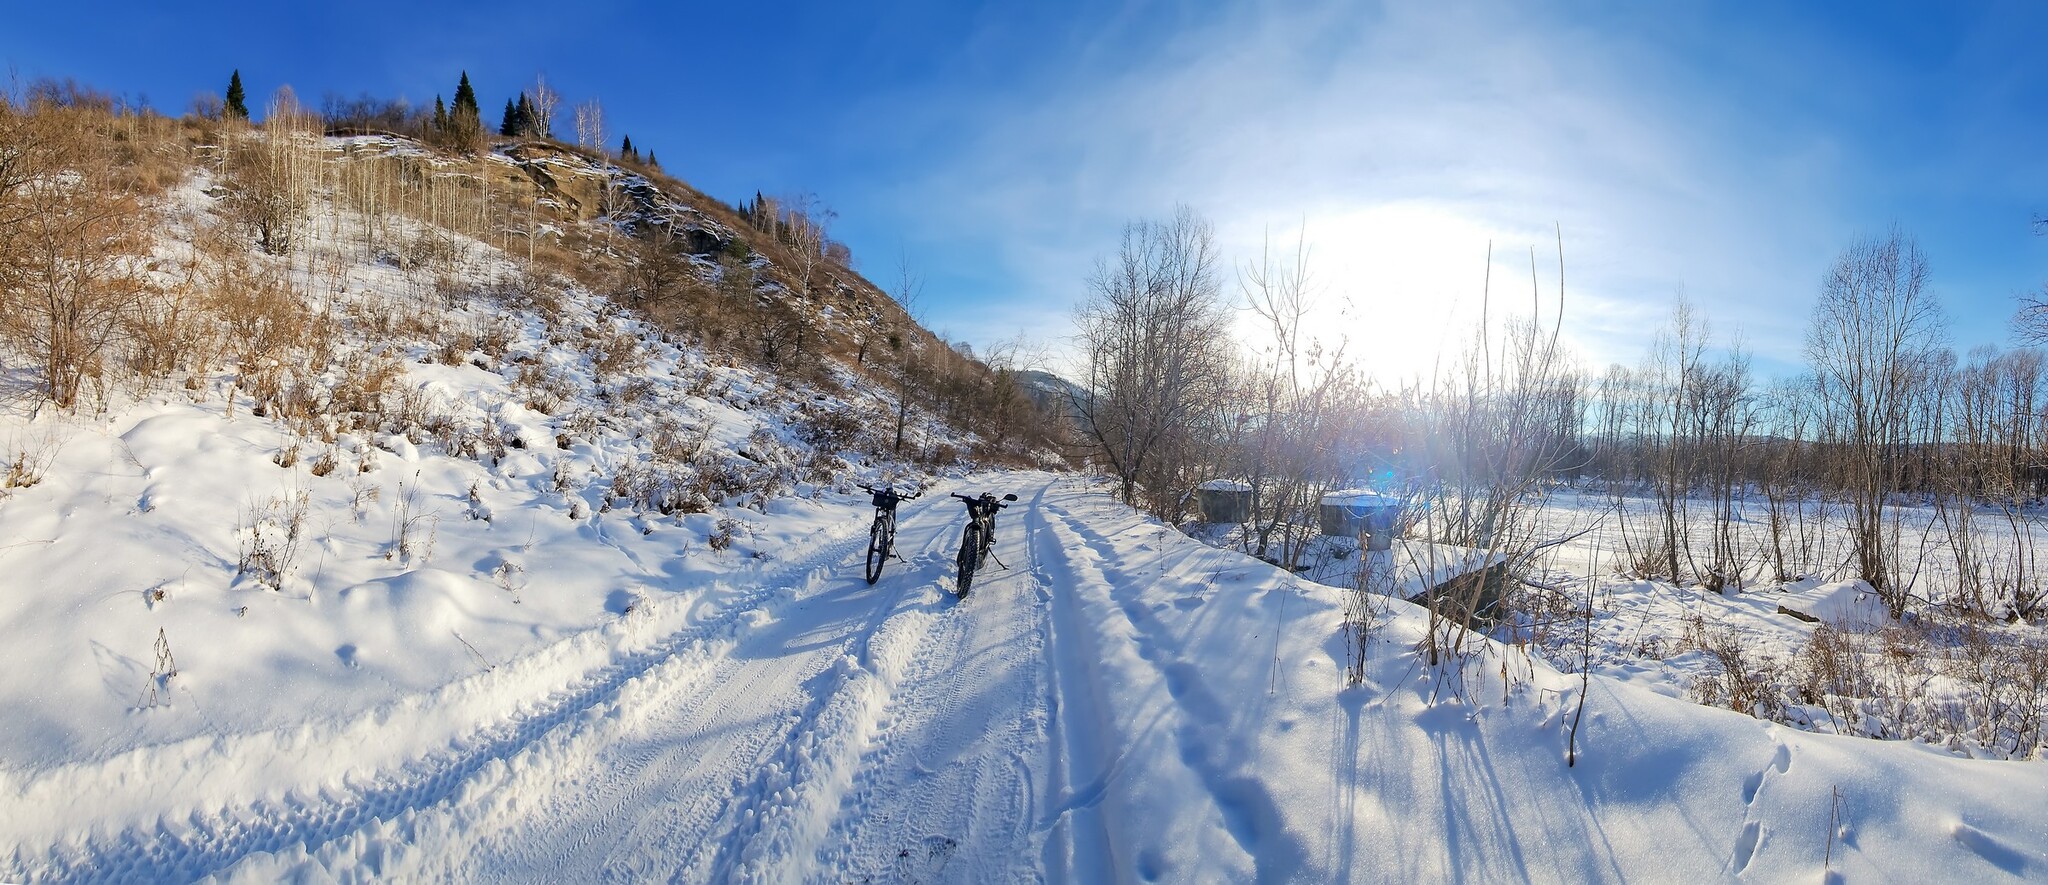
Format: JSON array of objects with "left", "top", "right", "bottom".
[{"left": 1226, "top": 202, "right": 1547, "bottom": 386}]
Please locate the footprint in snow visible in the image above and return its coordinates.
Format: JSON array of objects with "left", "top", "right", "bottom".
[
  {"left": 887, "top": 835, "right": 959, "bottom": 882},
  {"left": 1952, "top": 822, "right": 2032, "bottom": 876}
]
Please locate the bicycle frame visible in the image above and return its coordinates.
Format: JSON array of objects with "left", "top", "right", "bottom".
[
  {"left": 951, "top": 492, "right": 1017, "bottom": 596},
  {"left": 861, "top": 485, "right": 917, "bottom": 585}
]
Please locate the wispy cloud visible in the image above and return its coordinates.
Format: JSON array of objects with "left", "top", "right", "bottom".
[{"left": 884, "top": 0, "right": 1852, "bottom": 379}]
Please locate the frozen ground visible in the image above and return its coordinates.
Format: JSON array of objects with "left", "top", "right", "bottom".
[{"left": 5, "top": 472, "right": 2048, "bottom": 881}]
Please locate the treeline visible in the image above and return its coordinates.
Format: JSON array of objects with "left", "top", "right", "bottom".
[
  {"left": 1069, "top": 208, "right": 2046, "bottom": 623},
  {"left": 1582, "top": 230, "right": 2046, "bottom": 620},
  {"left": 1069, "top": 207, "right": 1572, "bottom": 561}
]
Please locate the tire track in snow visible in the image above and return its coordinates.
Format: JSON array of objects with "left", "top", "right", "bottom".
[
  {"left": 426, "top": 487, "right": 981, "bottom": 881},
  {"left": 446, "top": 617, "right": 833, "bottom": 881},
  {"left": 1041, "top": 492, "right": 1309, "bottom": 883},
  {"left": 1026, "top": 480, "right": 1131, "bottom": 880},
  {"left": 819, "top": 477, "right": 1050, "bottom": 883},
  {"left": 10, "top": 517, "right": 877, "bottom": 885},
  {"left": 689, "top": 532, "right": 943, "bottom": 882}
]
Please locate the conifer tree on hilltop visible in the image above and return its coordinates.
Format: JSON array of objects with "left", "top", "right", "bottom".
[
  {"left": 225, "top": 70, "right": 249, "bottom": 119},
  {"left": 515, "top": 93, "right": 537, "bottom": 136},
  {"left": 621, "top": 134, "right": 636, "bottom": 162},
  {"left": 501, "top": 99, "right": 520, "bottom": 137},
  {"left": 453, "top": 73, "right": 480, "bottom": 124},
  {"left": 447, "top": 72, "right": 484, "bottom": 151}
]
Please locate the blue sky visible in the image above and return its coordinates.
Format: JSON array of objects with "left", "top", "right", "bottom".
[{"left": 7, "top": 0, "right": 2047, "bottom": 380}]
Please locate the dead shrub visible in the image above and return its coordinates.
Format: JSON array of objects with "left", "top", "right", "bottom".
[
  {"left": 332, "top": 351, "right": 404, "bottom": 426},
  {"left": 507, "top": 268, "right": 568, "bottom": 325},
  {"left": 516, "top": 362, "right": 577, "bottom": 414},
  {"left": 592, "top": 326, "right": 646, "bottom": 380},
  {"left": 124, "top": 287, "right": 215, "bottom": 382},
  {"left": 473, "top": 315, "right": 517, "bottom": 360},
  {"left": 434, "top": 335, "right": 470, "bottom": 366},
  {"left": 923, "top": 442, "right": 963, "bottom": 468},
  {"left": 237, "top": 489, "right": 310, "bottom": 590},
  {"left": 1795, "top": 624, "right": 1874, "bottom": 734},
  {"left": 707, "top": 516, "right": 742, "bottom": 551},
  {"left": 611, "top": 461, "right": 706, "bottom": 514},
  {"left": 647, "top": 416, "right": 710, "bottom": 463},
  {"left": 202, "top": 247, "right": 326, "bottom": 418},
  {"left": 793, "top": 405, "right": 870, "bottom": 455},
  {"left": 1690, "top": 628, "right": 1788, "bottom": 721},
  {"left": 0, "top": 99, "right": 161, "bottom": 409},
  {"left": 399, "top": 227, "right": 461, "bottom": 273}
]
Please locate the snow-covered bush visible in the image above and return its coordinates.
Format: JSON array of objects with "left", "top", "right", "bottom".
[{"left": 236, "top": 490, "right": 309, "bottom": 591}]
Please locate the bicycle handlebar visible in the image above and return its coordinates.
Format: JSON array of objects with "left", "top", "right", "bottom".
[
  {"left": 860, "top": 485, "right": 920, "bottom": 500},
  {"left": 951, "top": 492, "right": 1016, "bottom": 508}
]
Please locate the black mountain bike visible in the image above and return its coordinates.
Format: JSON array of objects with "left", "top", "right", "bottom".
[
  {"left": 860, "top": 484, "right": 919, "bottom": 584},
  {"left": 951, "top": 492, "right": 1018, "bottom": 597}
]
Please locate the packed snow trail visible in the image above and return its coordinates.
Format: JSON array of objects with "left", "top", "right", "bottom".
[{"left": 9, "top": 475, "right": 2048, "bottom": 883}]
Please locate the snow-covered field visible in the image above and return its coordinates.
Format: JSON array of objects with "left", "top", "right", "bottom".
[{"left": 8, "top": 465, "right": 2048, "bottom": 880}]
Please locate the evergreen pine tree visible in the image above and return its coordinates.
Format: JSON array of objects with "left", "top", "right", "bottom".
[
  {"left": 453, "top": 73, "right": 480, "bottom": 121},
  {"left": 224, "top": 70, "right": 249, "bottom": 119},
  {"left": 433, "top": 96, "right": 448, "bottom": 134},
  {"left": 620, "top": 134, "right": 634, "bottom": 161},
  {"left": 647, "top": 151, "right": 659, "bottom": 169},
  {"left": 447, "top": 72, "right": 483, "bottom": 149},
  {"left": 500, "top": 99, "right": 520, "bottom": 136},
  {"left": 515, "top": 93, "right": 537, "bottom": 137}
]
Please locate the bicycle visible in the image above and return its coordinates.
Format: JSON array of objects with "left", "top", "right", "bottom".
[
  {"left": 950, "top": 491, "right": 1018, "bottom": 597},
  {"left": 860, "top": 484, "right": 919, "bottom": 584}
]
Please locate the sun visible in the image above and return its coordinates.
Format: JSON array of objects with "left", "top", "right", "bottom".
[{"left": 1222, "top": 201, "right": 1554, "bottom": 386}]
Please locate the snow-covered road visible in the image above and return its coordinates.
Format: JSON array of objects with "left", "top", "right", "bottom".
[
  {"left": 12, "top": 474, "right": 2048, "bottom": 883},
  {"left": 16, "top": 476, "right": 1067, "bottom": 882},
  {"left": 433, "top": 481, "right": 1050, "bottom": 883}
]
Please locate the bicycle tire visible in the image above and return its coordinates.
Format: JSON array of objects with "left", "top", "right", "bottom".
[
  {"left": 865, "top": 519, "right": 888, "bottom": 585},
  {"left": 955, "top": 523, "right": 981, "bottom": 597}
]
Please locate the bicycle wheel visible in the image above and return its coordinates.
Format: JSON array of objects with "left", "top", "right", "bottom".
[
  {"left": 955, "top": 523, "right": 981, "bottom": 597},
  {"left": 865, "top": 519, "right": 887, "bottom": 585}
]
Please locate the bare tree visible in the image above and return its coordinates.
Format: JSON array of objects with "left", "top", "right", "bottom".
[
  {"left": 629, "top": 221, "right": 692, "bottom": 317},
  {"left": 223, "top": 88, "right": 321, "bottom": 255},
  {"left": 528, "top": 74, "right": 560, "bottom": 138},
  {"left": 1234, "top": 228, "right": 1364, "bottom": 566},
  {"left": 0, "top": 101, "right": 159, "bottom": 408},
  {"left": 892, "top": 253, "right": 926, "bottom": 456},
  {"left": 1402, "top": 237, "right": 1583, "bottom": 668},
  {"left": 573, "top": 99, "right": 605, "bottom": 155},
  {"left": 1070, "top": 206, "right": 1233, "bottom": 514},
  {"left": 1806, "top": 228, "right": 1943, "bottom": 617}
]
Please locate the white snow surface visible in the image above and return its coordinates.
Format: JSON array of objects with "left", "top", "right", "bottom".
[
  {"left": 1321, "top": 488, "right": 1399, "bottom": 508},
  {"left": 6, "top": 470, "right": 2048, "bottom": 880},
  {"left": 1775, "top": 580, "right": 1893, "bottom": 633}
]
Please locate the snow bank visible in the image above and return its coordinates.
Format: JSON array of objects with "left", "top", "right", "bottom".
[
  {"left": 1029, "top": 480, "right": 2048, "bottom": 883},
  {"left": 1777, "top": 579, "right": 1893, "bottom": 632}
]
